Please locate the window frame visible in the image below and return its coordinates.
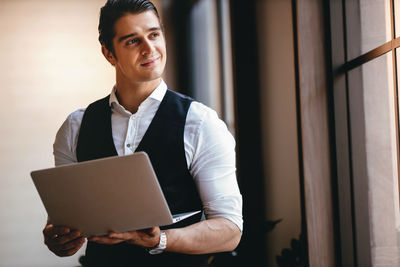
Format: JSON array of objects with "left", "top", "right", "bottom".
[{"left": 329, "top": 0, "right": 400, "bottom": 266}]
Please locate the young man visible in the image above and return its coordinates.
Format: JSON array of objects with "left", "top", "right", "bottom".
[{"left": 42, "top": 0, "right": 242, "bottom": 266}]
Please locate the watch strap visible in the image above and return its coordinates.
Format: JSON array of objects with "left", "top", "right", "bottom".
[{"left": 148, "top": 231, "right": 167, "bottom": 255}]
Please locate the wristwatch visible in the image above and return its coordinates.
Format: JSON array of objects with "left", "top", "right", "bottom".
[{"left": 148, "top": 231, "right": 167, "bottom": 255}]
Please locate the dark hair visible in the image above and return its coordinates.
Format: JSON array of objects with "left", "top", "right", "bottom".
[{"left": 98, "top": 0, "right": 161, "bottom": 54}]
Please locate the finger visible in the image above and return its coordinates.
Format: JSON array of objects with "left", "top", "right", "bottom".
[
  {"left": 56, "top": 248, "right": 79, "bottom": 257},
  {"left": 43, "top": 224, "right": 55, "bottom": 238},
  {"left": 55, "top": 241, "right": 84, "bottom": 257},
  {"left": 108, "top": 231, "right": 134, "bottom": 240},
  {"left": 139, "top": 227, "right": 157, "bottom": 237},
  {"left": 55, "top": 230, "right": 82, "bottom": 245},
  {"left": 92, "top": 239, "right": 124, "bottom": 245},
  {"left": 58, "top": 237, "right": 85, "bottom": 251},
  {"left": 88, "top": 236, "right": 124, "bottom": 245},
  {"left": 44, "top": 229, "right": 81, "bottom": 249},
  {"left": 47, "top": 237, "right": 85, "bottom": 256},
  {"left": 44, "top": 225, "right": 70, "bottom": 238},
  {"left": 52, "top": 226, "right": 71, "bottom": 236}
]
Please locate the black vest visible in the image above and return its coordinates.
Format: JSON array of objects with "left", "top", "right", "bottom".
[{"left": 76, "top": 89, "right": 209, "bottom": 267}]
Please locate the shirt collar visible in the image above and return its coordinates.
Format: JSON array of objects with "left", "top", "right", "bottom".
[{"left": 109, "top": 79, "right": 168, "bottom": 107}]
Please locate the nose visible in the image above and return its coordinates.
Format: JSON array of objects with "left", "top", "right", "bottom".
[{"left": 141, "top": 38, "right": 154, "bottom": 56}]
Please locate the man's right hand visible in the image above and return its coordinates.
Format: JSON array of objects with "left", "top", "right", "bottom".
[{"left": 43, "top": 223, "right": 86, "bottom": 257}]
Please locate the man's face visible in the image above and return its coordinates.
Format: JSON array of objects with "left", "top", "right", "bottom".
[{"left": 105, "top": 11, "right": 167, "bottom": 84}]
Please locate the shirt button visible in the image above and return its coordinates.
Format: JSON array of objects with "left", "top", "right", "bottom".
[{"left": 127, "top": 144, "right": 131, "bottom": 148}]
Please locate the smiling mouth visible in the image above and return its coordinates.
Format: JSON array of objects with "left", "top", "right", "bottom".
[{"left": 141, "top": 56, "right": 160, "bottom": 67}]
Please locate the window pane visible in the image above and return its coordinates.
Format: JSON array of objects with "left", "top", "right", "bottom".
[
  {"left": 348, "top": 51, "right": 399, "bottom": 251},
  {"left": 190, "top": 0, "right": 222, "bottom": 116},
  {"left": 346, "top": 0, "right": 391, "bottom": 60}
]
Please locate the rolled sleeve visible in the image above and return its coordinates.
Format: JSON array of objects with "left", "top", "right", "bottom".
[
  {"left": 185, "top": 102, "right": 243, "bottom": 232},
  {"left": 53, "top": 109, "right": 85, "bottom": 166}
]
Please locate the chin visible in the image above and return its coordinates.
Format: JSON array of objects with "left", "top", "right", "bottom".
[
  {"left": 144, "top": 71, "right": 163, "bottom": 80},
  {"left": 139, "top": 75, "right": 162, "bottom": 83}
]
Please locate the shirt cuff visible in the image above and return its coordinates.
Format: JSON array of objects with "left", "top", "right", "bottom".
[{"left": 203, "top": 195, "right": 243, "bottom": 232}]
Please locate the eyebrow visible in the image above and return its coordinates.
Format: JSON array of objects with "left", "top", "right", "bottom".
[{"left": 118, "top": 27, "right": 162, "bottom": 43}]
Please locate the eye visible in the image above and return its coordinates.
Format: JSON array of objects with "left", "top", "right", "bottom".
[
  {"left": 126, "top": 38, "right": 140, "bottom": 46},
  {"left": 149, "top": 32, "right": 160, "bottom": 39}
]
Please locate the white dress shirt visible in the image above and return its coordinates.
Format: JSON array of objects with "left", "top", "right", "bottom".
[{"left": 53, "top": 80, "right": 243, "bottom": 231}]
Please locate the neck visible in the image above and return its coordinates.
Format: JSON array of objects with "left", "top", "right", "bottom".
[{"left": 115, "top": 78, "right": 161, "bottom": 114}]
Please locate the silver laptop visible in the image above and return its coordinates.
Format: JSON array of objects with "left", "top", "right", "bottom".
[{"left": 30, "top": 151, "right": 200, "bottom": 236}]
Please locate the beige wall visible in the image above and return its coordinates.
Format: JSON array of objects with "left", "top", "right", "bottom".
[
  {"left": 0, "top": 0, "right": 114, "bottom": 266},
  {"left": 257, "top": 0, "right": 302, "bottom": 266},
  {"left": 0, "top": 0, "right": 302, "bottom": 266}
]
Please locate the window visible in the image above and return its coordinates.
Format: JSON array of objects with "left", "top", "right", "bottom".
[{"left": 331, "top": 0, "right": 400, "bottom": 265}]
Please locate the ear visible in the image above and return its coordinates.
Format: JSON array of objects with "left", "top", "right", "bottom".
[{"left": 101, "top": 45, "right": 116, "bottom": 66}]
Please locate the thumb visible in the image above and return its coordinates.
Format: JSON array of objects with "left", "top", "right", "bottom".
[{"left": 141, "top": 227, "right": 158, "bottom": 237}]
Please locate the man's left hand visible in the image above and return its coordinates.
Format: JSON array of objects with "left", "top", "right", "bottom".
[{"left": 88, "top": 227, "right": 161, "bottom": 248}]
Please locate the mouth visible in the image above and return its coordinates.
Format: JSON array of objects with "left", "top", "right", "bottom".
[{"left": 141, "top": 56, "right": 160, "bottom": 67}]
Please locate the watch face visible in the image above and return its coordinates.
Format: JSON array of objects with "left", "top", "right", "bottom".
[{"left": 148, "top": 248, "right": 164, "bottom": 255}]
